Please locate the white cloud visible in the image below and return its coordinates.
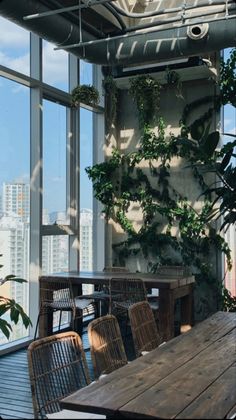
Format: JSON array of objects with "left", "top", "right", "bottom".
[
  {"left": 43, "top": 41, "right": 68, "bottom": 85},
  {"left": 0, "top": 50, "right": 30, "bottom": 75},
  {"left": 0, "top": 17, "right": 29, "bottom": 48}
]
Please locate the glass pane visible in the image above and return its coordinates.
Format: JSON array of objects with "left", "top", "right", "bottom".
[
  {"left": 0, "top": 16, "right": 30, "bottom": 75},
  {"left": 0, "top": 77, "right": 30, "bottom": 346},
  {"left": 42, "top": 235, "right": 69, "bottom": 327},
  {"left": 43, "top": 99, "right": 68, "bottom": 224},
  {"left": 80, "top": 61, "right": 92, "bottom": 85},
  {"left": 43, "top": 40, "right": 68, "bottom": 91},
  {"left": 80, "top": 109, "right": 93, "bottom": 288},
  {"left": 42, "top": 235, "right": 69, "bottom": 274}
]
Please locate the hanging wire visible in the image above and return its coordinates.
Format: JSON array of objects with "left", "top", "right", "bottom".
[{"left": 225, "top": 0, "right": 229, "bottom": 17}]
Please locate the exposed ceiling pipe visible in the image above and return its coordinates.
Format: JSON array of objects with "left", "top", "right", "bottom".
[
  {"left": 109, "top": 0, "right": 235, "bottom": 20},
  {"left": 0, "top": 0, "right": 98, "bottom": 44},
  {"left": 103, "top": 3, "right": 127, "bottom": 30},
  {"left": 125, "top": 4, "right": 236, "bottom": 33},
  {"left": 63, "top": 16, "right": 236, "bottom": 65},
  {"left": 0, "top": 0, "right": 235, "bottom": 67}
]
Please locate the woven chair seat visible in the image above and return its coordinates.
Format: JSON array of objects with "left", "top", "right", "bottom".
[{"left": 80, "top": 290, "right": 110, "bottom": 300}]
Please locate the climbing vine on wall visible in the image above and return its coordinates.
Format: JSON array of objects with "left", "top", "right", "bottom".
[{"left": 86, "top": 53, "right": 236, "bottom": 314}]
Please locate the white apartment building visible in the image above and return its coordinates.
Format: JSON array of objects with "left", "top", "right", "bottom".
[
  {"left": 80, "top": 208, "right": 93, "bottom": 271},
  {"left": 2, "top": 182, "right": 30, "bottom": 223}
]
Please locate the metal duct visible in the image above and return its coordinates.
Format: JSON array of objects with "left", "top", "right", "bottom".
[
  {"left": 0, "top": 0, "right": 236, "bottom": 66},
  {"left": 0, "top": 0, "right": 95, "bottom": 47},
  {"left": 69, "top": 18, "right": 236, "bottom": 65}
]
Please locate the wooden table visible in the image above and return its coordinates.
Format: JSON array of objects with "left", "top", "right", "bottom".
[
  {"left": 60, "top": 311, "right": 236, "bottom": 419},
  {"left": 39, "top": 270, "right": 195, "bottom": 340}
]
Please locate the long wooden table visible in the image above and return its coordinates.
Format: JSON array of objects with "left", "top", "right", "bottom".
[
  {"left": 39, "top": 270, "right": 195, "bottom": 340},
  {"left": 60, "top": 311, "right": 236, "bottom": 419}
]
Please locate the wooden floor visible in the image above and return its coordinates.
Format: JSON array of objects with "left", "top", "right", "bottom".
[{"left": 0, "top": 325, "right": 135, "bottom": 419}]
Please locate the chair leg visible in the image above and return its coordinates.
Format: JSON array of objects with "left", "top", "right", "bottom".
[
  {"left": 58, "top": 310, "right": 62, "bottom": 332},
  {"left": 34, "top": 312, "right": 41, "bottom": 340}
]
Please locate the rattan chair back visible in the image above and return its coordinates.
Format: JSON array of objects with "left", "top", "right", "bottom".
[
  {"left": 109, "top": 277, "right": 147, "bottom": 315},
  {"left": 35, "top": 279, "right": 93, "bottom": 338},
  {"left": 88, "top": 315, "right": 128, "bottom": 379},
  {"left": 129, "top": 301, "right": 161, "bottom": 357},
  {"left": 28, "top": 331, "right": 91, "bottom": 419}
]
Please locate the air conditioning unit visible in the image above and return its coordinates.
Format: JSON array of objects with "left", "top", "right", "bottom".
[{"left": 111, "top": 56, "right": 217, "bottom": 89}]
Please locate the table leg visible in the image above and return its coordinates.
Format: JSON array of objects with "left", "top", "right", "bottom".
[
  {"left": 38, "top": 286, "right": 53, "bottom": 338},
  {"left": 72, "top": 283, "right": 83, "bottom": 336},
  {"left": 180, "top": 284, "right": 194, "bottom": 330},
  {"left": 158, "top": 289, "right": 175, "bottom": 341}
]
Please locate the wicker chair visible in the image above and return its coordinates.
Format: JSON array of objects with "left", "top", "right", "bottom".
[
  {"left": 80, "top": 267, "right": 130, "bottom": 317},
  {"left": 128, "top": 301, "right": 162, "bottom": 357},
  {"left": 88, "top": 314, "right": 128, "bottom": 379},
  {"left": 34, "top": 279, "right": 94, "bottom": 339},
  {"left": 28, "top": 331, "right": 105, "bottom": 419},
  {"left": 109, "top": 277, "right": 150, "bottom": 316}
]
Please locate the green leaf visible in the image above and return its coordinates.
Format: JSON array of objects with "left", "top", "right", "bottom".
[
  {"left": 201, "top": 131, "right": 220, "bottom": 158},
  {"left": 10, "top": 306, "right": 20, "bottom": 324},
  {"left": 5, "top": 275, "right": 27, "bottom": 283},
  {"left": 0, "top": 319, "right": 12, "bottom": 339},
  {"left": 190, "top": 119, "right": 205, "bottom": 141}
]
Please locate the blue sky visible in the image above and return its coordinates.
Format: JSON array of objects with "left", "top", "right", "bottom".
[{"left": 0, "top": 16, "right": 93, "bottom": 214}]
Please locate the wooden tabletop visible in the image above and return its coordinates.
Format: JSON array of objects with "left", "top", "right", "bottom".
[
  {"left": 39, "top": 270, "right": 195, "bottom": 289},
  {"left": 60, "top": 311, "right": 236, "bottom": 419}
]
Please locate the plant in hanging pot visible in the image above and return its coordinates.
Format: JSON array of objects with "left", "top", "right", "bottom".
[{"left": 71, "top": 84, "right": 100, "bottom": 107}]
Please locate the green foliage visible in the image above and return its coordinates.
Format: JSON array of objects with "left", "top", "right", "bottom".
[
  {"left": 129, "top": 75, "right": 161, "bottom": 128},
  {"left": 220, "top": 47, "right": 236, "bottom": 107},
  {"left": 71, "top": 84, "right": 100, "bottom": 107},
  {"left": 0, "top": 255, "right": 32, "bottom": 339},
  {"left": 103, "top": 75, "right": 119, "bottom": 127},
  {"left": 86, "top": 50, "right": 236, "bottom": 315},
  {"left": 222, "top": 286, "right": 236, "bottom": 312}
]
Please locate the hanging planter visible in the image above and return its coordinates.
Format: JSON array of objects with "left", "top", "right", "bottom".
[
  {"left": 129, "top": 75, "right": 161, "bottom": 128},
  {"left": 71, "top": 84, "right": 100, "bottom": 107}
]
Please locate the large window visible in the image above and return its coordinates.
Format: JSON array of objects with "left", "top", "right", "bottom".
[
  {"left": 0, "top": 16, "right": 103, "bottom": 350},
  {"left": 43, "top": 99, "right": 68, "bottom": 225}
]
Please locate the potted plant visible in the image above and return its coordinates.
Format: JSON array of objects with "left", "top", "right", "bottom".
[
  {"left": 0, "top": 253, "right": 31, "bottom": 339},
  {"left": 71, "top": 84, "right": 100, "bottom": 107}
]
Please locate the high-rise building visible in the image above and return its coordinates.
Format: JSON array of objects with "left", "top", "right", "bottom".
[
  {"left": 80, "top": 208, "right": 93, "bottom": 271},
  {"left": 2, "top": 182, "right": 30, "bottom": 222},
  {"left": 80, "top": 209, "right": 93, "bottom": 295}
]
